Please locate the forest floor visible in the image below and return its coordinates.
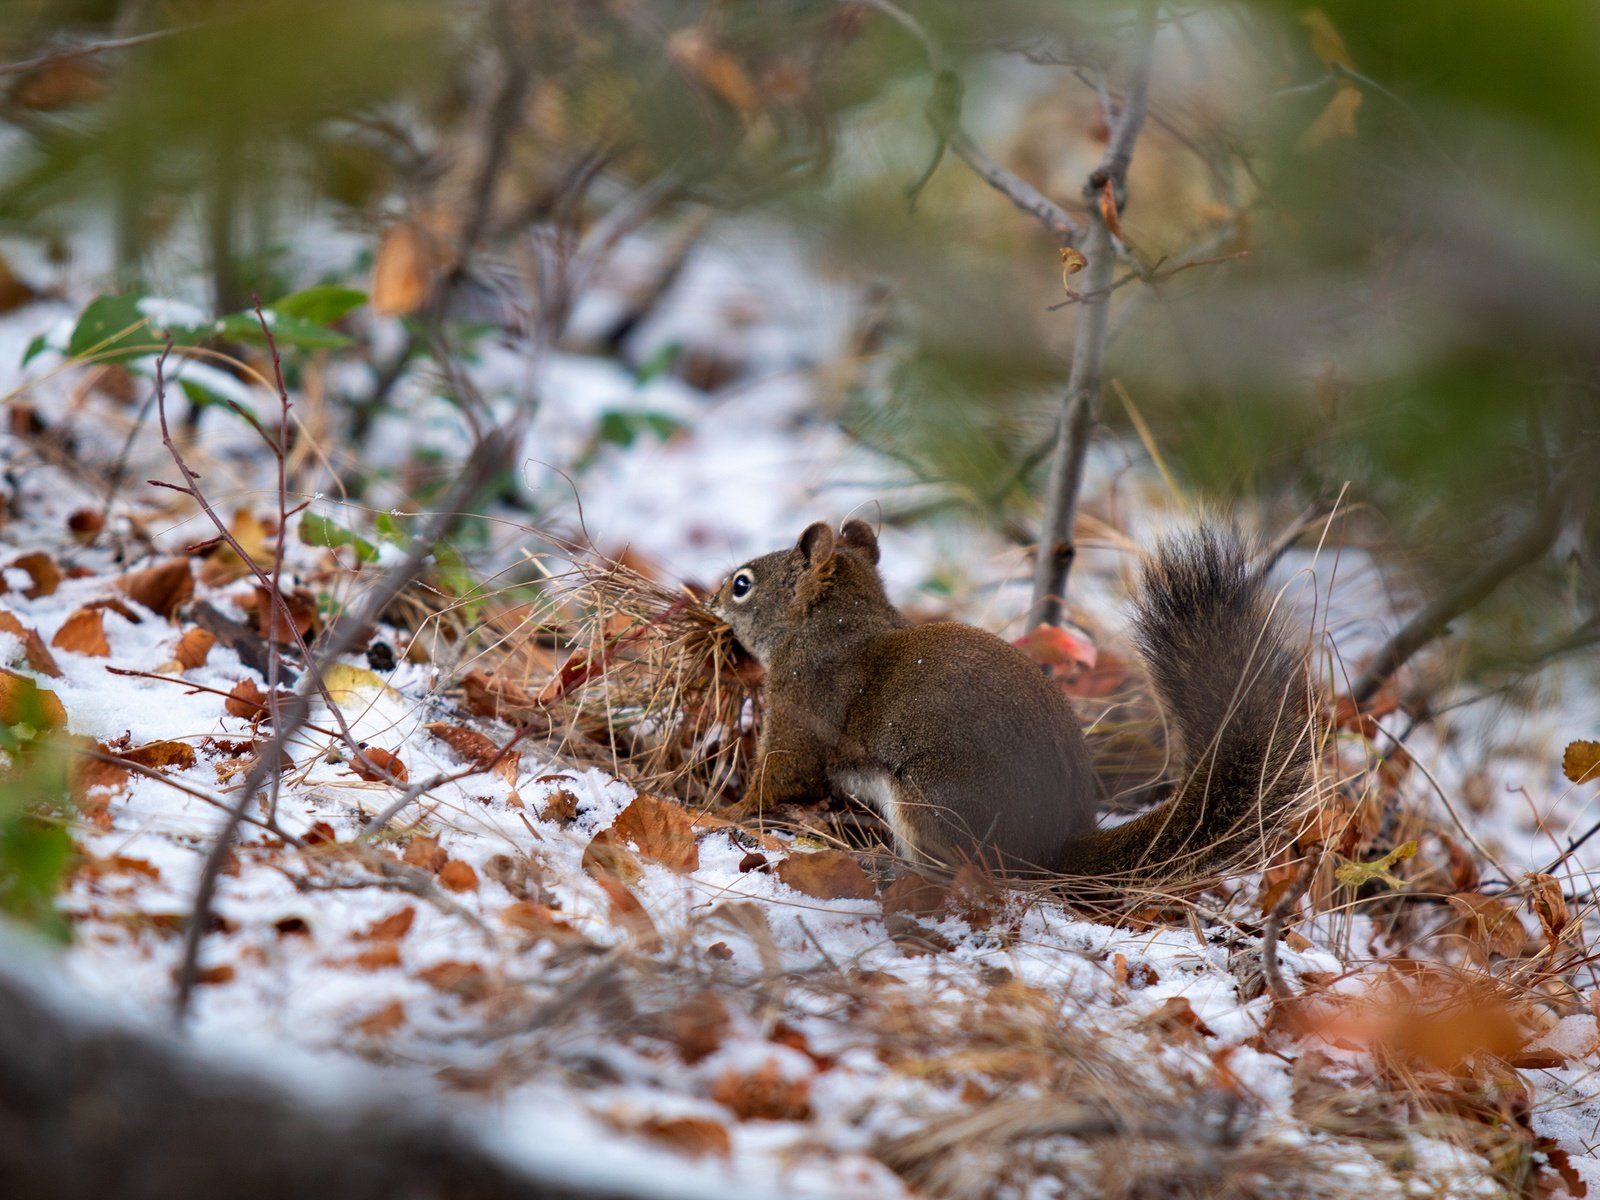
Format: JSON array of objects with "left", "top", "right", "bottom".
[{"left": 1, "top": 221, "right": 1598, "bottom": 1199}]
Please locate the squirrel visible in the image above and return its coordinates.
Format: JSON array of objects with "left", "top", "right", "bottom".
[{"left": 710, "top": 519, "right": 1312, "bottom": 883}]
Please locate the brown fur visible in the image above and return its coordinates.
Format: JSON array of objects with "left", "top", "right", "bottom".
[{"left": 711, "top": 520, "right": 1310, "bottom": 882}]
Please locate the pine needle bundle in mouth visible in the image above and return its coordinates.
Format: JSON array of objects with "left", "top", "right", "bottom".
[{"left": 537, "top": 554, "right": 763, "bottom": 809}]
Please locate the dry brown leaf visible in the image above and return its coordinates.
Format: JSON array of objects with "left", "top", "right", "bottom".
[
  {"left": 460, "top": 669, "right": 544, "bottom": 723},
  {"left": 775, "top": 850, "right": 874, "bottom": 901},
  {"left": 351, "top": 746, "right": 407, "bottom": 784},
  {"left": 582, "top": 829, "right": 644, "bottom": 886},
  {"left": 0, "top": 668, "right": 66, "bottom": 729},
  {"left": 173, "top": 627, "right": 216, "bottom": 670},
  {"left": 253, "top": 585, "right": 318, "bottom": 645},
  {"left": 673, "top": 992, "right": 731, "bottom": 1064},
  {"left": 198, "top": 509, "right": 273, "bottom": 587},
  {"left": 340, "top": 942, "right": 403, "bottom": 971},
  {"left": 540, "top": 786, "right": 580, "bottom": 823},
  {"left": 10, "top": 551, "right": 60, "bottom": 599},
  {"left": 353, "top": 999, "right": 407, "bottom": 1037},
  {"left": 881, "top": 874, "right": 946, "bottom": 919},
  {"left": 67, "top": 509, "right": 104, "bottom": 543},
  {"left": 225, "top": 679, "right": 267, "bottom": 720},
  {"left": 710, "top": 1060, "right": 811, "bottom": 1121},
  {"left": 51, "top": 607, "right": 109, "bottom": 656},
  {"left": 1446, "top": 894, "right": 1529, "bottom": 962},
  {"left": 73, "top": 754, "right": 131, "bottom": 807},
  {"left": 501, "top": 901, "right": 579, "bottom": 942},
  {"left": 1136, "top": 996, "right": 1216, "bottom": 1041},
  {"left": 667, "top": 27, "right": 763, "bottom": 120},
  {"left": 611, "top": 793, "right": 699, "bottom": 873},
  {"left": 193, "top": 964, "right": 236, "bottom": 986},
  {"left": 119, "top": 739, "right": 197, "bottom": 771},
  {"left": 0, "top": 610, "right": 62, "bottom": 676},
  {"left": 1564, "top": 740, "right": 1600, "bottom": 785},
  {"left": 1097, "top": 177, "right": 1122, "bottom": 238},
  {"left": 358, "top": 906, "right": 416, "bottom": 941},
  {"left": 425, "top": 721, "right": 499, "bottom": 768},
  {"left": 403, "top": 836, "right": 448, "bottom": 874},
  {"left": 437, "top": 859, "right": 480, "bottom": 893},
  {"left": 119, "top": 557, "right": 193, "bottom": 618},
  {"left": 416, "top": 960, "right": 488, "bottom": 1000},
  {"left": 594, "top": 872, "right": 659, "bottom": 949},
  {"left": 1526, "top": 872, "right": 1570, "bottom": 947},
  {"left": 371, "top": 220, "right": 439, "bottom": 316},
  {"left": 632, "top": 1115, "right": 731, "bottom": 1159},
  {"left": 946, "top": 863, "right": 1002, "bottom": 929}
]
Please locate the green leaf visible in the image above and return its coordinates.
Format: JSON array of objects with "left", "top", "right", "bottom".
[
  {"left": 374, "top": 511, "right": 409, "bottom": 546},
  {"left": 67, "top": 294, "right": 210, "bottom": 364},
  {"left": 596, "top": 409, "right": 686, "bottom": 449},
  {"left": 269, "top": 284, "right": 367, "bottom": 325},
  {"left": 633, "top": 339, "right": 682, "bottom": 386},
  {"left": 1334, "top": 840, "right": 1418, "bottom": 890},
  {"left": 216, "top": 311, "right": 350, "bottom": 350},
  {"left": 179, "top": 378, "right": 259, "bottom": 425},
  {"left": 299, "top": 512, "right": 378, "bottom": 562},
  {"left": 21, "top": 332, "right": 49, "bottom": 367}
]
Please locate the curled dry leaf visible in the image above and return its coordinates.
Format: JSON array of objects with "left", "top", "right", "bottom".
[
  {"left": 1563, "top": 740, "right": 1600, "bottom": 785},
  {"left": 67, "top": 509, "right": 104, "bottom": 543},
  {"left": 0, "top": 668, "right": 66, "bottom": 728},
  {"left": 425, "top": 721, "right": 499, "bottom": 768},
  {"left": 775, "top": 850, "right": 875, "bottom": 901},
  {"left": 172, "top": 627, "right": 216, "bottom": 670},
  {"left": 501, "top": 901, "right": 579, "bottom": 943},
  {"left": 0, "top": 610, "right": 61, "bottom": 676},
  {"left": 119, "top": 557, "right": 193, "bottom": 618},
  {"left": 1446, "top": 894, "right": 1529, "bottom": 963},
  {"left": 709, "top": 1060, "right": 812, "bottom": 1122},
  {"left": 51, "top": 608, "right": 110, "bottom": 656},
  {"left": 611, "top": 793, "right": 699, "bottom": 873},
  {"left": 10, "top": 551, "right": 61, "bottom": 599},
  {"left": 437, "top": 859, "right": 480, "bottom": 893},
  {"left": 1059, "top": 246, "right": 1087, "bottom": 290},
  {"left": 1525, "top": 872, "right": 1570, "bottom": 947},
  {"left": 460, "top": 669, "right": 545, "bottom": 725},
  {"left": 350, "top": 746, "right": 407, "bottom": 784}
]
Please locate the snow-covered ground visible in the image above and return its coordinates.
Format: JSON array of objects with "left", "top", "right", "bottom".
[{"left": 2, "top": 214, "right": 1598, "bottom": 1198}]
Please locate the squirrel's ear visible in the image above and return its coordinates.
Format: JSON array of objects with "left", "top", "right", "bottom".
[
  {"left": 796, "top": 521, "right": 836, "bottom": 567},
  {"left": 839, "top": 518, "right": 880, "bottom": 564}
]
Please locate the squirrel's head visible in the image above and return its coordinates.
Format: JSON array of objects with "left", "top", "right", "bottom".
[{"left": 711, "top": 518, "right": 887, "bottom": 665}]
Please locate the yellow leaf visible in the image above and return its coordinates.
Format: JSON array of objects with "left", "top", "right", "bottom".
[
  {"left": 371, "top": 220, "right": 437, "bottom": 316},
  {"left": 321, "top": 662, "right": 399, "bottom": 706},
  {"left": 1300, "top": 8, "right": 1356, "bottom": 71},
  {"left": 1334, "top": 840, "right": 1417, "bottom": 890},
  {"left": 1563, "top": 740, "right": 1600, "bottom": 784},
  {"left": 1059, "top": 246, "right": 1087, "bottom": 290},
  {"left": 1298, "top": 83, "right": 1362, "bottom": 151}
]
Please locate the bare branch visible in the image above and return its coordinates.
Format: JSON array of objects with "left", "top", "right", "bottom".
[{"left": 1026, "top": 0, "right": 1159, "bottom": 633}]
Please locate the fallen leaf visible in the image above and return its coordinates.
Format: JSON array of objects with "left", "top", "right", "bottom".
[
  {"left": 540, "top": 786, "right": 580, "bottom": 823},
  {"left": 1136, "top": 996, "right": 1216, "bottom": 1040},
  {"left": 946, "top": 863, "right": 1002, "bottom": 929},
  {"left": 403, "top": 836, "right": 448, "bottom": 874},
  {"left": 1334, "top": 840, "right": 1417, "bottom": 890},
  {"left": 225, "top": 679, "right": 268, "bottom": 720},
  {"left": 301, "top": 821, "right": 338, "bottom": 846},
  {"left": 461, "top": 669, "right": 544, "bottom": 723},
  {"left": 501, "top": 900, "right": 578, "bottom": 942},
  {"left": 358, "top": 907, "right": 416, "bottom": 940},
  {"left": 350, "top": 746, "right": 407, "bottom": 784},
  {"left": 254, "top": 585, "right": 318, "bottom": 645},
  {"left": 340, "top": 942, "right": 403, "bottom": 971},
  {"left": 738, "top": 851, "right": 769, "bottom": 873},
  {"left": 118, "top": 739, "right": 197, "bottom": 771},
  {"left": 353, "top": 999, "right": 406, "bottom": 1037},
  {"left": 1564, "top": 741, "right": 1600, "bottom": 785},
  {"left": 632, "top": 1115, "right": 731, "bottom": 1159},
  {"left": 710, "top": 1060, "right": 811, "bottom": 1121},
  {"left": 438, "top": 859, "right": 479, "bottom": 892},
  {"left": 198, "top": 509, "right": 273, "bottom": 586},
  {"left": 611, "top": 793, "right": 699, "bottom": 873},
  {"left": 119, "top": 558, "right": 193, "bottom": 617},
  {"left": 172, "top": 627, "right": 216, "bottom": 670},
  {"left": 425, "top": 721, "right": 500, "bottom": 768},
  {"left": 72, "top": 754, "right": 131, "bottom": 807},
  {"left": 881, "top": 874, "right": 947, "bottom": 919},
  {"left": 0, "top": 669, "right": 66, "bottom": 728},
  {"left": 594, "top": 872, "right": 659, "bottom": 949},
  {"left": 193, "top": 964, "right": 236, "bottom": 986},
  {"left": 1526, "top": 872, "right": 1570, "bottom": 947},
  {"left": 51, "top": 608, "right": 109, "bottom": 656},
  {"left": 322, "top": 661, "right": 397, "bottom": 706},
  {"left": 1446, "top": 894, "right": 1529, "bottom": 962},
  {"left": 582, "top": 829, "right": 644, "bottom": 886},
  {"left": 0, "top": 610, "right": 62, "bottom": 676},
  {"left": 67, "top": 509, "right": 104, "bottom": 543},
  {"left": 775, "top": 850, "right": 875, "bottom": 901},
  {"left": 416, "top": 960, "right": 488, "bottom": 1000},
  {"left": 673, "top": 992, "right": 731, "bottom": 1064},
  {"left": 10, "top": 551, "right": 60, "bottom": 599}
]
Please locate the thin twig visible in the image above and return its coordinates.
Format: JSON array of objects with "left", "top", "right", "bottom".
[
  {"left": 1261, "top": 850, "right": 1319, "bottom": 1001},
  {"left": 0, "top": 26, "right": 192, "bottom": 76},
  {"left": 1027, "top": 0, "right": 1159, "bottom": 633}
]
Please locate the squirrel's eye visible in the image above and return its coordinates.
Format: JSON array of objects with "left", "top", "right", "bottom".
[{"left": 730, "top": 571, "right": 754, "bottom": 601}]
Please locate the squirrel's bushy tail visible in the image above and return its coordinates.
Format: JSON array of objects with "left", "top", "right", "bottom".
[{"left": 1056, "top": 528, "right": 1313, "bottom": 882}]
